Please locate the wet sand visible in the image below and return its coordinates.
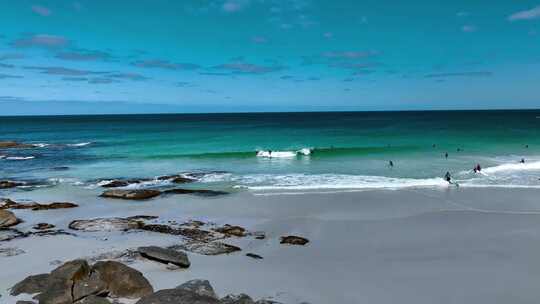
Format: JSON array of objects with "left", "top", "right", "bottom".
[{"left": 3, "top": 186, "right": 540, "bottom": 303}]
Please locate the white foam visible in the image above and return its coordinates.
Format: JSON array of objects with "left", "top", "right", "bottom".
[
  {"left": 297, "top": 148, "right": 312, "bottom": 156},
  {"left": 235, "top": 174, "right": 449, "bottom": 191},
  {"left": 482, "top": 161, "right": 540, "bottom": 174},
  {"left": 33, "top": 143, "right": 50, "bottom": 148},
  {"left": 256, "top": 151, "right": 297, "bottom": 158},
  {"left": 5, "top": 156, "right": 35, "bottom": 160},
  {"left": 67, "top": 142, "right": 92, "bottom": 147}
]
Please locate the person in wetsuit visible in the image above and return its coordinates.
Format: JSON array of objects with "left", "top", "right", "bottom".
[
  {"left": 445, "top": 171, "right": 452, "bottom": 183},
  {"left": 389, "top": 160, "right": 394, "bottom": 168}
]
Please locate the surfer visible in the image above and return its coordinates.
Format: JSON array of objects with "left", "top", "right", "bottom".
[
  {"left": 445, "top": 152, "right": 448, "bottom": 159},
  {"left": 389, "top": 160, "right": 394, "bottom": 168},
  {"left": 520, "top": 158, "right": 525, "bottom": 164},
  {"left": 444, "top": 171, "right": 452, "bottom": 184},
  {"left": 473, "top": 163, "right": 481, "bottom": 173}
]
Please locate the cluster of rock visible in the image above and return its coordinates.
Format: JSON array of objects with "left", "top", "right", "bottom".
[
  {"left": 1, "top": 198, "right": 78, "bottom": 211},
  {"left": 99, "top": 188, "right": 228, "bottom": 200},
  {"left": 10, "top": 259, "right": 280, "bottom": 304}
]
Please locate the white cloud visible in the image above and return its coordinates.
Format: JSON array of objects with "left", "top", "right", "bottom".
[{"left": 508, "top": 5, "right": 540, "bottom": 21}]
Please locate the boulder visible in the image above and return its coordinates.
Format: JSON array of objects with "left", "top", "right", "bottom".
[
  {"left": 140, "top": 224, "right": 217, "bottom": 242},
  {"left": 34, "top": 223, "right": 56, "bottom": 230},
  {"left": 214, "top": 225, "right": 246, "bottom": 237},
  {"left": 176, "top": 279, "right": 217, "bottom": 299},
  {"left": 100, "top": 189, "right": 161, "bottom": 200},
  {"left": 0, "top": 209, "right": 20, "bottom": 227},
  {"left": 163, "top": 188, "right": 228, "bottom": 197},
  {"left": 157, "top": 175, "right": 196, "bottom": 184},
  {"left": 74, "top": 295, "right": 111, "bottom": 304},
  {"left": 136, "top": 288, "right": 220, "bottom": 304},
  {"left": 0, "top": 180, "right": 24, "bottom": 189},
  {"left": 100, "top": 180, "right": 130, "bottom": 188},
  {"left": 138, "top": 246, "right": 190, "bottom": 268},
  {"left": 175, "top": 241, "right": 241, "bottom": 256},
  {"left": 280, "top": 235, "right": 309, "bottom": 246},
  {"left": 2, "top": 200, "right": 78, "bottom": 211},
  {"left": 10, "top": 273, "right": 50, "bottom": 296},
  {"left": 0, "top": 198, "right": 18, "bottom": 209},
  {"left": 72, "top": 271, "right": 107, "bottom": 301},
  {"left": 221, "top": 294, "right": 255, "bottom": 304},
  {"left": 33, "top": 260, "right": 91, "bottom": 304},
  {"left": 69, "top": 217, "right": 143, "bottom": 232},
  {"left": 92, "top": 261, "right": 153, "bottom": 298}
]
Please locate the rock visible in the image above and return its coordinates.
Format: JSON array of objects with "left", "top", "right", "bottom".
[
  {"left": 74, "top": 295, "right": 111, "bottom": 304},
  {"left": 157, "top": 175, "right": 196, "bottom": 184},
  {"left": 0, "top": 197, "right": 18, "bottom": 209},
  {"left": 174, "top": 241, "right": 241, "bottom": 256},
  {"left": 100, "top": 189, "right": 161, "bottom": 200},
  {"left": 214, "top": 225, "right": 246, "bottom": 237},
  {"left": 221, "top": 294, "right": 255, "bottom": 304},
  {"left": 136, "top": 288, "right": 220, "bottom": 304},
  {"left": 0, "top": 228, "right": 24, "bottom": 241},
  {"left": 280, "top": 235, "right": 309, "bottom": 246},
  {"left": 140, "top": 224, "right": 218, "bottom": 242},
  {"left": 92, "top": 261, "right": 153, "bottom": 298},
  {"left": 163, "top": 188, "right": 228, "bottom": 197},
  {"left": 176, "top": 279, "right": 217, "bottom": 299},
  {"left": 69, "top": 217, "right": 143, "bottom": 232},
  {"left": 246, "top": 253, "right": 263, "bottom": 260},
  {"left": 100, "top": 180, "right": 130, "bottom": 188},
  {"left": 254, "top": 300, "right": 282, "bottom": 304},
  {"left": 16, "top": 301, "right": 37, "bottom": 304},
  {"left": 138, "top": 246, "right": 190, "bottom": 268},
  {"left": 10, "top": 273, "right": 50, "bottom": 296},
  {"left": 33, "top": 260, "right": 90, "bottom": 304},
  {"left": 0, "top": 141, "right": 36, "bottom": 149},
  {"left": 252, "top": 232, "right": 266, "bottom": 240},
  {"left": 34, "top": 223, "right": 56, "bottom": 230},
  {"left": 73, "top": 271, "right": 107, "bottom": 301},
  {"left": 2, "top": 200, "right": 78, "bottom": 211},
  {"left": 0, "top": 209, "right": 20, "bottom": 227},
  {"left": 0, "top": 180, "right": 25, "bottom": 189}
]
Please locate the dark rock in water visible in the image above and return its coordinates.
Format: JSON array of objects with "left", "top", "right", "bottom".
[
  {"left": 138, "top": 246, "right": 190, "bottom": 268},
  {"left": 0, "top": 209, "right": 20, "bottom": 228},
  {"left": 92, "top": 261, "right": 154, "bottom": 298},
  {"left": 280, "top": 235, "right": 309, "bottom": 246},
  {"left": 214, "top": 225, "right": 246, "bottom": 237},
  {"left": 140, "top": 224, "right": 217, "bottom": 242},
  {"left": 221, "top": 294, "right": 255, "bottom": 304},
  {"left": 16, "top": 301, "right": 37, "bottom": 304},
  {"left": 0, "top": 180, "right": 24, "bottom": 189},
  {"left": 0, "top": 141, "right": 36, "bottom": 149},
  {"left": 34, "top": 223, "right": 56, "bottom": 230},
  {"left": 74, "top": 295, "right": 111, "bottom": 304},
  {"left": 100, "top": 189, "right": 161, "bottom": 200},
  {"left": 69, "top": 217, "right": 144, "bottom": 232},
  {"left": 127, "top": 215, "right": 159, "bottom": 221},
  {"left": 176, "top": 279, "right": 218, "bottom": 299},
  {"left": 157, "top": 175, "right": 196, "bottom": 184},
  {"left": 174, "top": 241, "right": 241, "bottom": 256},
  {"left": 10, "top": 273, "right": 50, "bottom": 296},
  {"left": 252, "top": 232, "right": 266, "bottom": 240},
  {"left": 163, "top": 188, "right": 228, "bottom": 197},
  {"left": 246, "top": 253, "right": 263, "bottom": 260},
  {"left": 136, "top": 288, "right": 220, "bottom": 304},
  {"left": 100, "top": 180, "right": 130, "bottom": 188}
]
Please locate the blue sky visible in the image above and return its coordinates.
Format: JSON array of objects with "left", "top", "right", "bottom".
[{"left": 0, "top": 0, "right": 539, "bottom": 114}]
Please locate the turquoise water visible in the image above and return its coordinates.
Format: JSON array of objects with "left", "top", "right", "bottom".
[{"left": 1, "top": 111, "right": 540, "bottom": 192}]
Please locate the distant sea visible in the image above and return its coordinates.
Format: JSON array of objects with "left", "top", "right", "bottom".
[{"left": 2, "top": 110, "right": 540, "bottom": 193}]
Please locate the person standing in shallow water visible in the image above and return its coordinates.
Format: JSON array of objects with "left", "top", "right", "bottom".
[
  {"left": 389, "top": 160, "right": 394, "bottom": 168},
  {"left": 445, "top": 152, "right": 448, "bottom": 159}
]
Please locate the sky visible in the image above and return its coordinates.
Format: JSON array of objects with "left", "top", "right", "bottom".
[{"left": 0, "top": 0, "right": 540, "bottom": 114}]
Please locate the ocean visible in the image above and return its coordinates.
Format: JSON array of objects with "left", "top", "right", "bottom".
[{"left": 1, "top": 110, "right": 540, "bottom": 193}]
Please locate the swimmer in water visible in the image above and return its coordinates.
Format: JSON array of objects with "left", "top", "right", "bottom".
[
  {"left": 520, "top": 158, "right": 525, "bottom": 164},
  {"left": 445, "top": 152, "right": 448, "bottom": 159},
  {"left": 389, "top": 160, "right": 394, "bottom": 168}
]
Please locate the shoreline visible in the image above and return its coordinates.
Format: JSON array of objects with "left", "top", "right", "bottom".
[{"left": 3, "top": 187, "right": 540, "bottom": 303}]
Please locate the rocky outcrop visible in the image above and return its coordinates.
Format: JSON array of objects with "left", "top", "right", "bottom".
[
  {"left": 11, "top": 260, "right": 153, "bottom": 303},
  {"left": 69, "top": 217, "right": 145, "bottom": 232},
  {"left": 1, "top": 199, "right": 78, "bottom": 211},
  {"left": 280, "top": 235, "right": 309, "bottom": 246},
  {"left": 0, "top": 141, "right": 36, "bottom": 149},
  {"left": 100, "top": 180, "right": 130, "bottom": 188},
  {"left": 177, "top": 279, "right": 218, "bottom": 299},
  {"left": 157, "top": 175, "right": 196, "bottom": 184},
  {"left": 0, "top": 180, "right": 25, "bottom": 189},
  {"left": 100, "top": 189, "right": 161, "bottom": 200},
  {"left": 174, "top": 241, "right": 241, "bottom": 256},
  {"left": 0, "top": 209, "right": 20, "bottom": 227},
  {"left": 213, "top": 225, "right": 246, "bottom": 237},
  {"left": 138, "top": 246, "right": 190, "bottom": 268}
]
